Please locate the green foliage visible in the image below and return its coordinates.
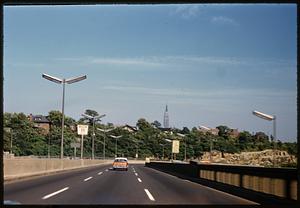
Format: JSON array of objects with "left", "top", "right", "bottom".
[
  {"left": 4, "top": 111, "right": 298, "bottom": 162},
  {"left": 216, "top": 125, "right": 230, "bottom": 137},
  {"left": 151, "top": 120, "right": 161, "bottom": 128},
  {"left": 85, "top": 109, "right": 99, "bottom": 117}
]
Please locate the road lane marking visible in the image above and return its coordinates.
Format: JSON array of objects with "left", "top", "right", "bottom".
[
  {"left": 42, "top": 187, "right": 69, "bottom": 199},
  {"left": 105, "top": 169, "right": 108, "bottom": 172},
  {"left": 98, "top": 172, "right": 103, "bottom": 175},
  {"left": 84, "top": 177, "right": 93, "bottom": 181},
  {"left": 135, "top": 173, "right": 138, "bottom": 176},
  {"left": 137, "top": 178, "right": 142, "bottom": 183},
  {"left": 144, "top": 189, "right": 155, "bottom": 201}
]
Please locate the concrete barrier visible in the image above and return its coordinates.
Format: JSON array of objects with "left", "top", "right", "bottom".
[
  {"left": 146, "top": 161, "right": 297, "bottom": 204},
  {"left": 4, "top": 158, "right": 111, "bottom": 181},
  {"left": 4, "top": 158, "right": 146, "bottom": 181}
]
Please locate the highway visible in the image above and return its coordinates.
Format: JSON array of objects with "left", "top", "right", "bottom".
[{"left": 4, "top": 163, "right": 257, "bottom": 205}]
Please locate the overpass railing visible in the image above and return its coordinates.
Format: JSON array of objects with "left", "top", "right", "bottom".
[{"left": 145, "top": 161, "right": 297, "bottom": 204}]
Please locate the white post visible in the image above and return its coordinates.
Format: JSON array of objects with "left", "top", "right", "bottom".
[{"left": 81, "top": 134, "right": 84, "bottom": 159}]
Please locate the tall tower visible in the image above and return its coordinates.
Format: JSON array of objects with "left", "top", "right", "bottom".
[{"left": 163, "top": 105, "right": 169, "bottom": 128}]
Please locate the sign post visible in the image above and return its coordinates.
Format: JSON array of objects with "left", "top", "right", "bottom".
[
  {"left": 77, "top": 125, "right": 88, "bottom": 159},
  {"left": 71, "top": 142, "right": 80, "bottom": 159},
  {"left": 172, "top": 140, "right": 180, "bottom": 161}
]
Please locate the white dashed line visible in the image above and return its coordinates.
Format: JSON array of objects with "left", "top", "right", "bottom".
[
  {"left": 135, "top": 173, "right": 138, "bottom": 176},
  {"left": 84, "top": 177, "right": 93, "bottom": 181},
  {"left": 98, "top": 172, "right": 103, "bottom": 175},
  {"left": 144, "top": 189, "right": 155, "bottom": 201},
  {"left": 137, "top": 178, "right": 142, "bottom": 183},
  {"left": 42, "top": 187, "right": 69, "bottom": 199},
  {"left": 105, "top": 169, "right": 108, "bottom": 172}
]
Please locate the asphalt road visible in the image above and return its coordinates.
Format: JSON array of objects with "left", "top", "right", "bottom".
[{"left": 4, "top": 163, "right": 257, "bottom": 205}]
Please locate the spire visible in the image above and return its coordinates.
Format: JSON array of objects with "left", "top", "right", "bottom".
[{"left": 163, "top": 104, "right": 169, "bottom": 128}]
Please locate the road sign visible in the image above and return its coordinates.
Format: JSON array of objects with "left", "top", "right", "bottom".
[
  {"left": 70, "top": 143, "right": 80, "bottom": 148},
  {"left": 172, "top": 140, "right": 180, "bottom": 153},
  {"left": 77, "top": 125, "right": 88, "bottom": 135}
]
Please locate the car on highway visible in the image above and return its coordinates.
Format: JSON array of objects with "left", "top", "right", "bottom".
[{"left": 112, "top": 157, "right": 128, "bottom": 171}]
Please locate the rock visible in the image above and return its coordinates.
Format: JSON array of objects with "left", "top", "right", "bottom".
[{"left": 199, "top": 149, "right": 297, "bottom": 167}]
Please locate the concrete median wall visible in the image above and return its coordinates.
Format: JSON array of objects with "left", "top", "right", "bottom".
[
  {"left": 4, "top": 158, "right": 111, "bottom": 181},
  {"left": 146, "top": 161, "right": 297, "bottom": 204}
]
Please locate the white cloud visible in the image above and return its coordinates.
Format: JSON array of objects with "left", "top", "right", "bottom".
[
  {"left": 53, "top": 56, "right": 295, "bottom": 72},
  {"left": 102, "top": 85, "right": 295, "bottom": 100},
  {"left": 171, "top": 5, "right": 201, "bottom": 19},
  {"left": 90, "top": 57, "right": 163, "bottom": 67},
  {"left": 211, "top": 16, "right": 239, "bottom": 26}
]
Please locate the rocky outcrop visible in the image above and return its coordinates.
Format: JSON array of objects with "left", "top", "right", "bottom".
[{"left": 200, "top": 149, "right": 297, "bottom": 167}]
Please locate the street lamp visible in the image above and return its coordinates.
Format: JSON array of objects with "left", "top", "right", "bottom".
[
  {"left": 82, "top": 113, "right": 106, "bottom": 160},
  {"left": 177, "top": 133, "right": 187, "bottom": 161},
  {"left": 4, "top": 127, "right": 13, "bottom": 154},
  {"left": 109, "top": 135, "right": 122, "bottom": 157},
  {"left": 200, "top": 125, "right": 214, "bottom": 162},
  {"left": 252, "top": 110, "right": 277, "bottom": 167},
  {"left": 164, "top": 138, "right": 172, "bottom": 160},
  {"left": 97, "top": 127, "right": 115, "bottom": 160},
  {"left": 159, "top": 144, "right": 165, "bottom": 160},
  {"left": 42, "top": 73, "right": 87, "bottom": 159}
]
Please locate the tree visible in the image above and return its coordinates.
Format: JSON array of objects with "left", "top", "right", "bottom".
[
  {"left": 238, "top": 131, "right": 254, "bottom": 151},
  {"left": 47, "top": 110, "right": 62, "bottom": 126},
  {"left": 216, "top": 125, "right": 230, "bottom": 137},
  {"left": 181, "top": 127, "right": 190, "bottom": 134},
  {"left": 85, "top": 109, "right": 99, "bottom": 117},
  {"left": 136, "top": 118, "right": 152, "bottom": 131},
  {"left": 152, "top": 120, "right": 161, "bottom": 128}
]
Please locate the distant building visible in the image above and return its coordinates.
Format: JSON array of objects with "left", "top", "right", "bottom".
[
  {"left": 122, "top": 124, "right": 138, "bottom": 133},
  {"left": 163, "top": 105, "right": 169, "bottom": 128},
  {"left": 198, "top": 126, "right": 219, "bottom": 136},
  {"left": 227, "top": 129, "right": 240, "bottom": 138},
  {"left": 28, "top": 114, "right": 51, "bottom": 135},
  {"left": 158, "top": 127, "right": 172, "bottom": 132}
]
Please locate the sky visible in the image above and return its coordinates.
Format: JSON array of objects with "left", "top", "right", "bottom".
[{"left": 4, "top": 4, "right": 297, "bottom": 142}]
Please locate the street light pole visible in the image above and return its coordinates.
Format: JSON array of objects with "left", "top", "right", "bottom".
[
  {"left": 61, "top": 79, "right": 65, "bottom": 159},
  {"left": 110, "top": 135, "right": 122, "bottom": 157},
  {"left": 48, "top": 134, "right": 51, "bottom": 158},
  {"left": 97, "top": 127, "right": 114, "bottom": 160},
  {"left": 82, "top": 113, "right": 106, "bottom": 160},
  {"left": 159, "top": 144, "right": 165, "bottom": 159},
  {"left": 200, "top": 125, "right": 213, "bottom": 162},
  {"left": 177, "top": 133, "right": 186, "bottom": 161},
  {"left": 252, "top": 110, "right": 277, "bottom": 167},
  {"left": 43, "top": 73, "right": 87, "bottom": 159},
  {"left": 10, "top": 129, "right": 13, "bottom": 154}
]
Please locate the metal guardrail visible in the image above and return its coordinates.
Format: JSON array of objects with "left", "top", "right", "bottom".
[{"left": 146, "top": 161, "right": 298, "bottom": 204}]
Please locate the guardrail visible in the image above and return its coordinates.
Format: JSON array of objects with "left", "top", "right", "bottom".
[{"left": 145, "top": 161, "right": 297, "bottom": 204}]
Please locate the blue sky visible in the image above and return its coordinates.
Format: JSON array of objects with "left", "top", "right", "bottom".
[{"left": 4, "top": 4, "right": 297, "bottom": 142}]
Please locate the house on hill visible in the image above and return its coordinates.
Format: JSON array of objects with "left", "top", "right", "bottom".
[
  {"left": 122, "top": 124, "right": 138, "bottom": 133},
  {"left": 28, "top": 114, "right": 51, "bottom": 135}
]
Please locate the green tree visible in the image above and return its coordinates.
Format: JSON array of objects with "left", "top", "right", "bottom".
[
  {"left": 152, "top": 120, "right": 161, "bottom": 128},
  {"left": 85, "top": 109, "right": 99, "bottom": 117},
  {"left": 136, "top": 118, "right": 152, "bottom": 131},
  {"left": 216, "top": 125, "right": 230, "bottom": 137}
]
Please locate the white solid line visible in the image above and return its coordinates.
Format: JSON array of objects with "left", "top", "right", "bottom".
[
  {"left": 98, "top": 172, "right": 103, "bottom": 175},
  {"left": 137, "top": 178, "right": 142, "bottom": 183},
  {"left": 135, "top": 173, "right": 138, "bottom": 176},
  {"left": 42, "top": 187, "right": 69, "bottom": 200},
  {"left": 84, "top": 176, "right": 93, "bottom": 181},
  {"left": 144, "top": 189, "right": 155, "bottom": 201}
]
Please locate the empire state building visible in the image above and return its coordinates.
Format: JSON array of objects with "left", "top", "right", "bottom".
[{"left": 163, "top": 105, "right": 169, "bottom": 128}]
